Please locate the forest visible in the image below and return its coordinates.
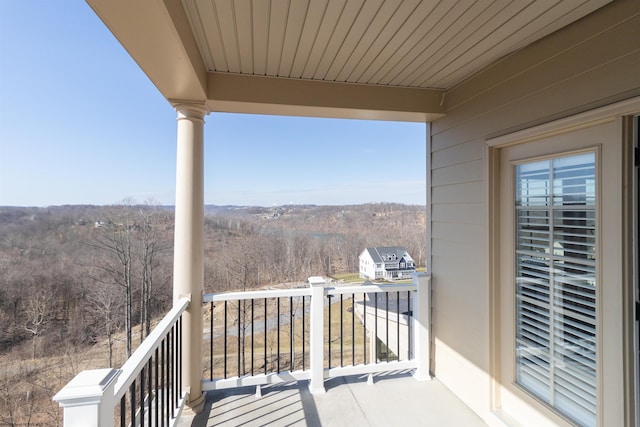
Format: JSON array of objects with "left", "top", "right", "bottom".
[{"left": 0, "top": 202, "right": 425, "bottom": 425}]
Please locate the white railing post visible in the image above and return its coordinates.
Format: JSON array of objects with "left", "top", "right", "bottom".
[
  {"left": 53, "top": 368, "right": 120, "bottom": 427},
  {"left": 413, "top": 273, "right": 432, "bottom": 381},
  {"left": 308, "top": 276, "right": 326, "bottom": 394}
]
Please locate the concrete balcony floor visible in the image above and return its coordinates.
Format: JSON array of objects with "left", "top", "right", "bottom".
[{"left": 179, "top": 370, "right": 487, "bottom": 427}]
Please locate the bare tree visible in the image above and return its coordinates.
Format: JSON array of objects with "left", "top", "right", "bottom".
[
  {"left": 90, "top": 204, "right": 135, "bottom": 357},
  {"left": 86, "top": 281, "right": 123, "bottom": 367},
  {"left": 138, "top": 207, "right": 158, "bottom": 340},
  {"left": 24, "top": 291, "right": 52, "bottom": 359}
]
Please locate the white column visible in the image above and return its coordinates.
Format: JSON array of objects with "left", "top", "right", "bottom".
[
  {"left": 308, "top": 276, "right": 326, "bottom": 394},
  {"left": 413, "top": 273, "right": 432, "bottom": 381},
  {"left": 173, "top": 103, "right": 207, "bottom": 411},
  {"left": 53, "top": 369, "right": 120, "bottom": 427}
]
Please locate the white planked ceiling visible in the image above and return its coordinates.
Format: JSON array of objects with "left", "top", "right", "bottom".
[{"left": 182, "top": 0, "right": 611, "bottom": 90}]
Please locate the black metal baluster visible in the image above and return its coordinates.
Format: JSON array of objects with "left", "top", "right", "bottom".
[
  {"left": 176, "top": 321, "right": 180, "bottom": 410},
  {"left": 171, "top": 326, "right": 175, "bottom": 418},
  {"left": 264, "top": 298, "right": 267, "bottom": 374},
  {"left": 251, "top": 299, "right": 255, "bottom": 376},
  {"left": 340, "top": 294, "right": 343, "bottom": 367},
  {"left": 351, "top": 293, "right": 355, "bottom": 366},
  {"left": 167, "top": 327, "right": 171, "bottom": 419},
  {"left": 328, "top": 294, "right": 332, "bottom": 369},
  {"left": 178, "top": 316, "right": 182, "bottom": 401},
  {"left": 161, "top": 338, "right": 165, "bottom": 427},
  {"left": 146, "top": 360, "right": 152, "bottom": 427},
  {"left": 302, "top": 295, "right": 306, "bottom": 370},
  {"left": 277, "top": 298, "right": 280, "bottom": 373},
  {"left": 210, "top": 302, "right": 213, "bottom": 380},
  {"left": 167, "top": 331, "right": 171, "bottom": 425},
  {"left": 155, "top": 347, "right": 159, "bottom": 427},
  {"left": 290, "top": 296, "right": 293, "bottom": 371},
  {"left": 120, "top": 395, "right": 126, "bottom": 427},
  {"left": 224, "top": 300, "right": 227, "bottom": 379},
  {"left": 407, "top": 291, "right": 411, "bottom": 359},
  {"left": 363, "top": 293, "right": 367, "bottom": 364},
  {"left": 397, "top": 291, "right": 400, "bottom": 361},
  {"left": 168, "top": 327, "right": 172, "bottom": 419},
  {"left": 130, "top": 380, "right": 136, "bottom": 427},
  {"left": 166, "top": 333, "right": 170, "bottom": 427},
  {"left": 140, "top": 365, "right": 145, "bottom": 427},
  {"left": 374, "top": 294, "right": 378, "bottom": 363},
  {"left": 386, "top": 292, "right": 389, "bottom": 363},
  {"left": 147, "top": 359, "right": 152, "bottom": 427},
  {"left": 237, "top": 300, "right": 241, "bottom": 377}
]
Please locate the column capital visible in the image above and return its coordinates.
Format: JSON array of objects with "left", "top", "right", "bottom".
[{"left": 171, "top": 101, "right": 209, "bottom": 121}]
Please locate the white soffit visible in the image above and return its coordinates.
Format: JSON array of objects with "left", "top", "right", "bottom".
[{"left": 182, "top": 0, "right": 612, "bottom": 90}]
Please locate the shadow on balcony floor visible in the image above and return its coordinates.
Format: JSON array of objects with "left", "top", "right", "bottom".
[{"left": 179, "top": 370, "right": 487, "bottom": 427}]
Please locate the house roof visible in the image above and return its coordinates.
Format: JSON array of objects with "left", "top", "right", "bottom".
[
  {"left": 363, "top": 246, "right": 412, "bottom": 264},
  {"left": 85, "top": 0, "right": 611, "bottom": 121}
]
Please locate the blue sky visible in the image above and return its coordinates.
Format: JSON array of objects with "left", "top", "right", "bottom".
[{"left": 0, "top": 2, "right": 427, "bottom": 207}]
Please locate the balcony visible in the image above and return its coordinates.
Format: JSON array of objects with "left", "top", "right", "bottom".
[
  {"left": 182, "top": 372, "right": 485, "bottom": 426},
  {"left": 53, "top": 274, "right": 486, "bottom": 426}
]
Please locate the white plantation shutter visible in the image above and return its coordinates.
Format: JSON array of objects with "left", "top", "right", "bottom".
[{"left": 514, "top": 152, "right": 597, "bottom": 427}]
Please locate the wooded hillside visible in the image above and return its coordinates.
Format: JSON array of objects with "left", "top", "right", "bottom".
[{"left": 0, "top": 202, "right": 425, "bottom": 425}]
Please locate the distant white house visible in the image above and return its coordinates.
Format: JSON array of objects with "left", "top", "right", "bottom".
[{"left": 359, "top": 246, "right": 416, "bottom": 280}]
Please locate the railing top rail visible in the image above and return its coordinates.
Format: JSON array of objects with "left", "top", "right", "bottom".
[
  {"left": 326, "top": 283, "right": 417, "bottom": 295},
  {"left": 203, "top": 287, "right": 312, "bottom": 303},
  {"left": 203, "top": 280, "right": 424, "bottom": 303},
  {"left": 114, "top": 297, "right": 189, "bottom": 401}
]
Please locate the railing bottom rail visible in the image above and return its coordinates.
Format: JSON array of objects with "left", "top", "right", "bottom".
[
  {"left": 202, "top": 359, "right": 416, "bottom": 392},
  {"left": 327, "top": 360, "right": 416, "bottom": 378},
  {"left": 203, "top": 370, "right": 311, "bottom": 391}
]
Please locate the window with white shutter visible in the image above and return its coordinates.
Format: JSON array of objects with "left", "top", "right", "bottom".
[{"left": 514, "top": 152, "right": 597, "bottom": 427}]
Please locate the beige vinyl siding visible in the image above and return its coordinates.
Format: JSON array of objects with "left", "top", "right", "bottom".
[
  {"left": 432, "top": 159, "right": 484, "bottom": 186},
  {"left": 432, "top": 140, "right": 485, "bottom": 168},
  {"left": 432, "top": 203, "right": 483, "bottom": 225},
  {"left": 432, "top": 182, "right": 484, "bottom": 205},
  {"left": 429, "top": 0, "right": 640, "bottom": 423}
]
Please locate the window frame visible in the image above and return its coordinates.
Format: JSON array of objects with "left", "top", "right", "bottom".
[{"left": 488, "top": 115, "right": 630, "bottom": 427}]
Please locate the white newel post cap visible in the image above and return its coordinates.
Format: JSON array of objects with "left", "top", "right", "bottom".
[
  {"left": 53, "top": 368, "right": 120, "bottom": 427},
  {"left": 308, "top": 276, "right": 326, "bottom": 287}
]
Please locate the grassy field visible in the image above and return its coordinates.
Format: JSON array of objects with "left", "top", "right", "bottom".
[
  {"left": 330, "top": 269, "right": 426, "bottom": 284},
  {"left": 328, "top": 272, "right": 361, "bottom": 282}
]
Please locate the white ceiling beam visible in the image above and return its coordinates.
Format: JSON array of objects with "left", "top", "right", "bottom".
[{"left": 206, "top": 72, "right": 445, "bottom": 122}]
